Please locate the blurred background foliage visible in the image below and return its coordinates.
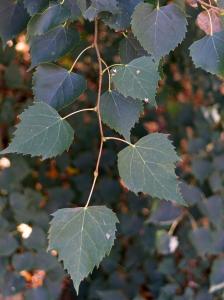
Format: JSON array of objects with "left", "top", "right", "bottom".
[{"left": 1, "top": 14, "right": 224, "bottom": 300}]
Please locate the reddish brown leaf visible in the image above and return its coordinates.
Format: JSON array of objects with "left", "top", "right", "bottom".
[{"left": 196, "top": 8, "right": 222, "bottom": 35}]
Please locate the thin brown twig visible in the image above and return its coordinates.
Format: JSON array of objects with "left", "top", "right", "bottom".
[
  {"left": 102, "top": 64, "right": 124, "bottom": 75},
  {"left": 84, "top": 19, "right": 138, "bottom": 208},
  {"left": 197, "top": 0, "right": 220, "bottom": 12},
  {"left": 101, "top": 58, "right": 112, "bottom": 92},
  {"left": 62, "top": 108, "right": 96, "bottom": 120},
  {"left": 84, "top": 18, "right": 104, "bottom": 209},
  {"left": 69, "top": 44, "right": 94, "bottom": 73},
  {"left": 168, "top": 215, "right": 184, "bottom": 236},
  {"left": 104, "top": 136, "right": 134, "bottom": 147}
]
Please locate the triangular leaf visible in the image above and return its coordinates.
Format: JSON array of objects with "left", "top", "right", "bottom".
[
  {"left": 131, "top": 3, "right": 187, "bottom": 59},
  {"left": 30, "top": 25, "right": 79, "bottom": 68},
  {"left": 100, "top": 91, "right": 143, "bottom": 141},
  {"left": 117, "top": 133, "right": 184, "bottom": 204},
  {"left": 27, "top": 3, "right": 71, "bottom": 39},
  {"left": 111, "top": 56, "right": 160, "bottom": 103},
  {"left": 0, "top": 0, "right": 29, "bottom": 44},
  {"left": 189, "top": 32, "right": 224, "bottom": 76},
  {"left": 33, "top": 64, "right": 87, "bottom": 110},
  {"left": 0, "top": 102, "right": 74, "bottom": 159},
  {"left": 48, "top": 206, "right": 118, "bottom": 293}
]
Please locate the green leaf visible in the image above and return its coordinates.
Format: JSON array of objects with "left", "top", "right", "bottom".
[
  {"left": 48, "top": 206, "right": 118, "bottom": 294},
  {"left": 100, "top": 91, "right": 143, "bottom": 141},
  {"left": 27, "top": 3, "right": 71, "bottom": 39},
  {"left": 189, "top": 32, "right": 224, "bottom": 77},
  {"left": 111, "top": 56, "right": 160, "bottom": 103},
  {"left": 83, "top": 0, "right": 119, "bottom": 21},
  {"left": 117, "top": 133, "right": 184, "bottom": 204},
  {"left": 131, "top": 3, "right": 187, "bottom": 59},
  {"left": 0, "top": 102, "right": 74, "bottom": 160},
  {"left": 0, "top": 0, "right": 29, "bottom": 44},
  {"left": 119, "top": 33, "right": 147, "bottom": 64},
  {"left": 210, "top": 258, "right": 224, "bottom": 293},
  {"left": 102, "top": 0, "right": 141, "bottom": 31},
  {"left": 33, "top": 64, "right": 87, "bottom": 110},
  {"left": 63, "top": 0, "right": 83, "bottom": 20},
  {"left": 0, "top": 233, "right": 18, "bottom": 256},
  {"left": 23, "top": 0, "right": 49, "bottom": 15},
  {"left": 30, "top": 25, "right": 79, "bottom": 68},
  {"left": 23, "top": 227, "right": 47, "bottom": 250}
]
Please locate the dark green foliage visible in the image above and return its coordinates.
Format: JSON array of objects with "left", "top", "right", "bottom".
[
  {"left": 33, "top": 64, "right": 87, "bottom": 109},
  {"left": 131, "top": 2, "right": 187, "bottom": 59},
  {"left": 23, "top": 0, "right": 49, "bottom": 15},
  {"left": 100, "top": 91, "right": 143, "bottom": 141},
  {"left": 30, "top": 25, "right": 79, "bottom": 68},
  {"left": 0, "top": 0, "right": 29, "bottom": 44},
  {"left": 1, "top": 0, "right": 224, "bottom": 298},
  {"left": 27, "top": 3, "right": 71, "bottom": 38}
]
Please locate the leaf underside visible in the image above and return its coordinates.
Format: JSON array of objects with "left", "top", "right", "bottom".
[
  {"left": 48, "top": 206, "right": 118, "bottom": 293},
  {"left": 189, "top": 32, "right": 224, "bottom": 76},
  {"left": 118, "top": 133, "right": 184, "bottom": 204},
  {"left": 0, "top": 102, "right": 74, "bottom": 160}
]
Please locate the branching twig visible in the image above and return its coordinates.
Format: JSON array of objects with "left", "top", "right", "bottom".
[
  {"left": 198, "top": 0, "right": 220, "bottom": 12},
  {"left": 104, "top": 136, "right": 134, "bottom": 147},
  {"left": 82, "top": 20, "right": 136, "bottom": 208},
  {"left": 69, "top": 44, "right": 94, "bottom": 73},
  {"left": 84, "top": 18, "right": 104, "bottom": 209},
  {"left": 62, "top": 108, "right": 96, "bottom": 120},
  {"left": 101, "top": 58, "right": 112, "bottom": 92},
  {"left": 102, "top": 64, "right": 124, "bottom": 75},
  {"left": 168, "top": 215, "right": 184, "bottom": 236}
]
